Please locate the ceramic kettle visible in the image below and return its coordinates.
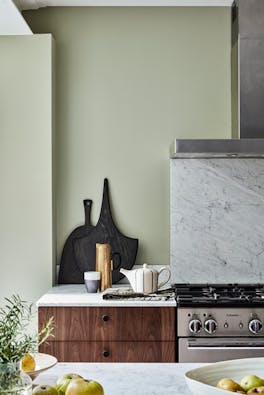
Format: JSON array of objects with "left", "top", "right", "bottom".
[{"left": 120, "top": 263, "right": 171, "bottom": 294}]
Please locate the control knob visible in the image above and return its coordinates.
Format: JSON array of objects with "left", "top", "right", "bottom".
[
  {"left": 189, "top": 319, "right": 202, "bottom": 334},
  {"left": 249, "top": 319, "right": 263, "bottom": 334},
  {"left": 204, "top": 319, "right": 217, "bottom": 334}
]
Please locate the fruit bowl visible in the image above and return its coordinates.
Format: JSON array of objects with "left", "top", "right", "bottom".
[
  {"left": 25, "top": 353, "right": 57, "bottom": 380},
  {"left": 185, "top": 357, "right": 264, "bottom": 395}
]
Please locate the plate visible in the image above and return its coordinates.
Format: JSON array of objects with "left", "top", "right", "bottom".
[
  {"left": 25, "top": 352, "right": 57, "bottom": 380},
  {"left": 185, "top": 357, "right": 264, "bottom": 395}
]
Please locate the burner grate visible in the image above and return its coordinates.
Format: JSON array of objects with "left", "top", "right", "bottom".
[{"left": 172, "top": 283, "right": 264, "bottom": 307}]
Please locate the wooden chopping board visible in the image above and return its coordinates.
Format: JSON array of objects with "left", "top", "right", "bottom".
[
  {"left": 58, "top": 199, "right": 94, "bottom": 283},
  {"left": 73, "top": 178, "right": 138, "bottom": 284}
]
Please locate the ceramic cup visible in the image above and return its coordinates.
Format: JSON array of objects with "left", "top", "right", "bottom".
[{"left": 84, "top": 271, "right": 101, "bottom": 293}]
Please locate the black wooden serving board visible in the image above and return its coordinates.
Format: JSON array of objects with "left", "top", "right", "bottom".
[
  {"left": 58, "top": 199, "right": 94, "bottom": 284},
  {"left": 73, "top": 178, "right": 138, "bottom": 284}
]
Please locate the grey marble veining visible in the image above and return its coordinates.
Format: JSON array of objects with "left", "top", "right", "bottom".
[
  {"left": 34, "top": 362, "right": 199, "bottom": 395},
  {"left": 170, "top": 158, "right": 264, "bottom": 283}
]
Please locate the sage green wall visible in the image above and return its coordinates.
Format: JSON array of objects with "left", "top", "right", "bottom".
[
  {"left": 0, "top": 35, "right": 54, "bottom": 305},
  {"left": 24, "top": 7, "right": 231, "bottom": 268}
]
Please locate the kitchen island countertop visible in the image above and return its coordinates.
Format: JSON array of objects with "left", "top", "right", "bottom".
[
  {"left": 36, "top": 284, "right": 176, "bottom": 307},
  {"left": 34, "top": 362, "right": 201, "bottom": 395}
]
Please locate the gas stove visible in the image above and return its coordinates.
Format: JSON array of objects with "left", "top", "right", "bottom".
[
  {"left": 173, "top": 283, "right": 264, "bottom": 307},
  {"left": 173, "top": 283, "right": 264, "bottom": 363}
]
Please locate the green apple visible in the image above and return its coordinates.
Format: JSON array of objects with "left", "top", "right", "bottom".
[
  {"left": 65, "top": 378, "right": 104, "bottom": 395},
  {"left": 33, "top": 384, "right": 58, "bottom": 395},
  {"left": 217, "top": 378, "right": 245, "bottom": 393},
  {"left": 56, "top": 374, "right": 83, "bottom": 395},
  {"left": 248, "top": 386, "right": 264, "bottom": 394},
  {"left": 240, "top": 375, "right": 264, "bottom": 391}
]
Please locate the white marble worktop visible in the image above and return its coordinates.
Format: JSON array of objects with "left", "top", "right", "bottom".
[
  {"left": 36, "top": 284, "right": 176, "bottom": 307},
  {"left": 34, "top": 362, "right": 201, "bottom": 395}
]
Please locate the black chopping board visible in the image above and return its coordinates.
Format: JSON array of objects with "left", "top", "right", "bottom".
[
  {"left": 58, "top": 199, "right": 94, "bottom": 284},
  {"left": 73, "top": 178, "right": 138, "bottom": 284}
]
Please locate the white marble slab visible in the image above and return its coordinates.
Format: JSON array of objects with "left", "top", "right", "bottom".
[
  {"left": 170, "top": 158, "right": 264, "bottom": 283},
  {"left": 34, "top": 362, "right": 201, "bottom": 395},
  {"left": 36, "top": 284, "right": 176, "bottom": 307}
]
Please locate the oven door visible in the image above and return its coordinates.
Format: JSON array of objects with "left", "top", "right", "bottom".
[{"left": 179, "top": 338, "right": 264, "bottom": 362}]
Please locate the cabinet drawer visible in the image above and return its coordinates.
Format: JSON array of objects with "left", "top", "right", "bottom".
[
  {"left": 39, "top": 307, "right": 175, "bottom": 341},
  {"left": 40, "top": 341, "right": 175, "bottom": 362}
]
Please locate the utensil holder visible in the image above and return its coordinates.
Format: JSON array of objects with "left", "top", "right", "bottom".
[{"left": 96, "top": 243, "right": 113, "bottom": 291}]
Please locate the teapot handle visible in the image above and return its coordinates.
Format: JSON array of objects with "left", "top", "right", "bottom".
[{"left": 158, "top": 266, "right": 171, "bottom": 289}]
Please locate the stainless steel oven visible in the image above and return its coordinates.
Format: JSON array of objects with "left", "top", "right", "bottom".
[{"left": 174, "top": 284, "right": 264, "bottom": 363}]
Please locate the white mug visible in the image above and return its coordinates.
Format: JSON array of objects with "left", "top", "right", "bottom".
[{"left": 84, "top": 271, "right": 101, "bottom": 293}]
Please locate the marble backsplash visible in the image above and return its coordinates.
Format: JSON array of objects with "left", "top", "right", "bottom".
[{"left": 170, "top": 158, "right": 264, "bottom": 284}]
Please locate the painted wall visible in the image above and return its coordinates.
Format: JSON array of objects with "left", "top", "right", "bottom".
[
  {"left": 0, "top": 35, "right": 54, "bottom": 305},
  {"left": 24, "top": 7, "right": 231, "bottom": 268}
]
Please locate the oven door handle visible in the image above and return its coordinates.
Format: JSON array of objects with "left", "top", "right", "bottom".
[
  {"left": 187, "top": 339, "right": 264, "bottom": 349},
  {"left": 188, "top": 346, "right": 264, "bottom": 350}
]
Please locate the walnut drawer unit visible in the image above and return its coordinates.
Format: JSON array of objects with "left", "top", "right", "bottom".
[
  {"left": 38, "top": 306, "right": 175, "bottom": 362},
  {"left": 40, "top": 341, "right": 175, "bottom": 362}
]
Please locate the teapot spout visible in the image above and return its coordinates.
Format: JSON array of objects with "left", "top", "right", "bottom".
[
  {"left": 120, "top": 268, "right": 129, "bottom": 276},
  {"left": 120, "top": 267, "right": 136, "bottom": 290}
]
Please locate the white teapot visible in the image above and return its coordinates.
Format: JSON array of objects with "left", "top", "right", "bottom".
[{"left": 120, "top": 263, "right": 171, "bottom": 294}]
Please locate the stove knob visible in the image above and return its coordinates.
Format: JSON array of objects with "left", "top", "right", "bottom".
[
  {"left": 204, "top": 319, "right": 217, "bottom": 334},
  {"left": 189, "top": 319, "right": 202, "bottom": 334},
  {"left": 249, "top": 319, "right": 263, "bottom": 334}
]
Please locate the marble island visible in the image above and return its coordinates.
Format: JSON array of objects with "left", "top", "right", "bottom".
[{"left": 34, "top": 362, "right": 201, "bottom": 395}]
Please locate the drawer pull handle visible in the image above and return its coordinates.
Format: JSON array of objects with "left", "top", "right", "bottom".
[
  {"left": 102, "top": 350, "right": 110, "bottom": 358},
  {"left": 102, "top": 315, "right": 109, "bottom": 322}
]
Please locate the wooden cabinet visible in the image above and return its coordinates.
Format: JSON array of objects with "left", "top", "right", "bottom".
[
  {"left": 39, "top": 306, "right": 175, "bottom": 362},
  {"left": 40, "top": 341, "right": 174, "bottom": 362}
]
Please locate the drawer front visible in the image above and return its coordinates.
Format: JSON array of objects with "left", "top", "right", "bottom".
[
  {"left": 40, "top": 341, "right": 175, "bottom": 362},
  {"left": 39, "top": 307, "right": 175, "bottom": 341}
]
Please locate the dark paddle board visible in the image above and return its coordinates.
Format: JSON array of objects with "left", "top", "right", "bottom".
[
  {"left": 73, "top": 179, "right": 138, "bottom": 284},
  {"left": 58, "top": 199, "right": 94, "bottom": 283}
]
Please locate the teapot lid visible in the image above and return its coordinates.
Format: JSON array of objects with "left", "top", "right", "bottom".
[{"left": 142, "top": 263, "right": 155, "bottom": 272}]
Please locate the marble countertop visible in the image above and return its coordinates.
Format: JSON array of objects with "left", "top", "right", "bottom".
[
  {"left": 34, "top": 362, "right": 201, "bottom": 395},
  {"left": 36, "top": 284, "right": 176, "bottom": 307}
]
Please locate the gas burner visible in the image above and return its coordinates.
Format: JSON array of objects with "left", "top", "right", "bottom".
[{"left": 172, "top": 283, "right": 264, "bottom": 307}]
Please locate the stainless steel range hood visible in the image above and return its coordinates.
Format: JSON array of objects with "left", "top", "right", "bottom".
[
  {"left": 170, "top": 138, "right": 264, "bottom": 158},
  {"left": 171, "top": 0, "right": 264, "bottom": 159}
]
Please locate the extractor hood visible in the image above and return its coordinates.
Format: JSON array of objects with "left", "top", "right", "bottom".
[
  {"left": 171, "top": 0, "right": 264, "bottom": 159},
  {"left": 170, "top": 139, "right": 264, "bottom": 158}
]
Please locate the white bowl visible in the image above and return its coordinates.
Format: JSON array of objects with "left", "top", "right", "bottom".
[
  {"left": 25, "top": 352, "right": 57, "bottom": 380},
  {"left": 185, "top": 357, "right": 264, "bottom": 395}
]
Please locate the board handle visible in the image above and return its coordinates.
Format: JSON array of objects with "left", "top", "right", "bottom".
[
  {"left": 99, "top": 178, "right": 113, "bottom": 221},
  {"left": 83, "top": 199, "right": 92, "bottom": 226}
]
